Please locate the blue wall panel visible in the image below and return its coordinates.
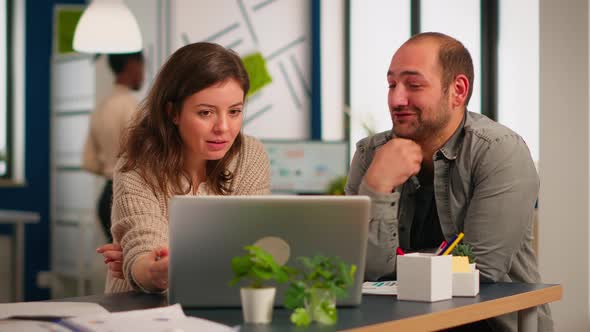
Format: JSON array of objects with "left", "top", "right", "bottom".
[{"left": 0, "top": 0, "right": 85, "bottom": 301}]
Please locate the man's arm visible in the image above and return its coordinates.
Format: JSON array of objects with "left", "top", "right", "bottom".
[
  {"left": 463, "top": 134, "right": 539, "bottom": 282},
  {"left": 345, "top": 142, "right": 401, "bottom": 281}
]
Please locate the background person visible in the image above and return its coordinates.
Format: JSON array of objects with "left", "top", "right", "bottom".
[{"left": 82, "top": 52, "right": 145, "bottom": 242}]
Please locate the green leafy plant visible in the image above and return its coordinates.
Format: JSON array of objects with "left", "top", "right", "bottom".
[
  {"left": 326, "top": 175, "right": 347, "bottom": 195},
  {"left": 343, "top": 105, "right": 377, "bottom": 137},
  {"left": 229, "top": 245, "right": 293, "bottom": 288},
  {"left": 452, "top": 243, "right": 476, "bottom": 264},
  {"left": 284, "top": 255, "right": 356, "bottom": 327}
]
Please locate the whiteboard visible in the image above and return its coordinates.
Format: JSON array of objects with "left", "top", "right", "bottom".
[{"left": 171, "top": 0, "right": 311, "bottom": 140}]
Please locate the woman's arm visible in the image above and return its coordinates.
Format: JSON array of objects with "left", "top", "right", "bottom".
[{"left": 110, "top": 168, "right": 170, "bottom": 293}]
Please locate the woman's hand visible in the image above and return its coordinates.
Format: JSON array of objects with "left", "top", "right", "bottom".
[
  {"left": 133, "top": 247, "right": 170, "bottom": 292},
  {"left": 97, "top": 243, "right": 124, "bottom": 279}
]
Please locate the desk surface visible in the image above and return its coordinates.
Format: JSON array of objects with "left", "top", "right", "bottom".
[{"left": 55, "top": 283, "right": 561, "bottom": 331}]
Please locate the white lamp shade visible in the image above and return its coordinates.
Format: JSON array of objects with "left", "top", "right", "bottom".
[{"left": 73, "top": 0, "right": 143, "bottom": 53}]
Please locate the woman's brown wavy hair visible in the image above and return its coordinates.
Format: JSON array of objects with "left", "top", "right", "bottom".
[{"left": 119, "top": 42, "right": 250, "bottom": 196}]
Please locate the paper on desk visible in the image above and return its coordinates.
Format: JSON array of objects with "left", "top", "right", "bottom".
[
  {"left": 63, "top": 304, "right": 236, "bottom": 332},
  {"left": 0, "top": 320, "right": 73, "bottom": 332},
  {"left": 362, "top": 281, "right": 397, "bottom": 295},
  {"left": 0, "top": 302, "right": 108, "bottom": 319}
]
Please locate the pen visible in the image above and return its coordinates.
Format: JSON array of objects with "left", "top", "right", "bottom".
[
  {"left": 442, "top": 232, "right": 465, "bottom": 256},
  {"left": 434, "top": 240, "right": 448, "bottom": 255},
  {"left": 437, "top": 233, "right": 458, "bottom": 256}
]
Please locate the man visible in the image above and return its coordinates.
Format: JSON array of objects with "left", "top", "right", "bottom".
[
  {"left": 82, "top": 52, "right": 145, "bottom": 242},
  {"left": 345, "top": 32, "right": 552, "bottom": 331}
]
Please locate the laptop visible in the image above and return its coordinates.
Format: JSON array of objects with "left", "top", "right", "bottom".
[{"left": 168, "top": 195, "right": 370, "bottom": 308}]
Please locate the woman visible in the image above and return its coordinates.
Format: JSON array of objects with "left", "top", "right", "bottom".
[{"left": 99, "top": 42, "right": 270, "bottom": 293}]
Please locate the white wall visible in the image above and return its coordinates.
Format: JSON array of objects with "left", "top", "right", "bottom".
[{"left": 539, "top": 0, "right": 590, "bottom": 329}]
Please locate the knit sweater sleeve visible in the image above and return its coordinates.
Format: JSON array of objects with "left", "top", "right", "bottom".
[
  {"left": 110, "top": 167, "right": 169, "bottom": 292},
  {"left": 233, "top": 135, "right": 271, "bottom": 195}
]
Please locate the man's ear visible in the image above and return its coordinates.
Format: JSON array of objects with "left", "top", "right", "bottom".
[
  {"left": 167, "top": 102, "right": 178, "bottom": 125},
  {"left": 450, "top": 74, "right": 469, "bottom": 108}
]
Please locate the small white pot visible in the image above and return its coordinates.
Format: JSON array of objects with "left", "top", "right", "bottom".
[{"left": 240, "top": 287, "right": 276, "bottom": 324}]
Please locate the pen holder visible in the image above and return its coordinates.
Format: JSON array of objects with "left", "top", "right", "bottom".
[
  {"left": 452, "top": 264, "right": 480, "bottom": 297},
  {"left": 397, "top": 253, "right": 452, "bottom": 302}
]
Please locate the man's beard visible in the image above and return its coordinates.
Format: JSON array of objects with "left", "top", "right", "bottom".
[{"left": 391, "top": 100, "right": 451, "bottom": 142}]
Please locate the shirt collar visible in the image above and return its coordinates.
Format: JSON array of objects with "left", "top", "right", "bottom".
[
  {"left": 373, "top": 131, "right": 393, "bottom": 150},
  {"left": 437, "top": 111, "right": 467, "bottom": 160}
]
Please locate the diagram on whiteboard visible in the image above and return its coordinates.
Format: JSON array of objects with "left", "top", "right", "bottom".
[{"left": 172, "top": 0, "right": 311, "bottom": 140}]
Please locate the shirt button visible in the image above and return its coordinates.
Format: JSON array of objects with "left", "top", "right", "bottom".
[
  {"left": 391, "top": 201, "right": 396, "bottom": 207},
  {"left": 393, "top": 233, "right": 397, "bottom": 237}
]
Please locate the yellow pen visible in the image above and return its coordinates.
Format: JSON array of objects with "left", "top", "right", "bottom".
[{"left": 442, "top": 232, "right": 465, "bottom": 256}]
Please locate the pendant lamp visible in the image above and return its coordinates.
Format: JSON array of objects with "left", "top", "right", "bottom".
[{"left": 73, "top": 0, "right": 142, "bottom": 53}]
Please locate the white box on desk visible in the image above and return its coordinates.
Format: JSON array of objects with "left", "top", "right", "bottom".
[
  {"left": 397, "top": 253, "right": 452, "bottom": 302},
  {"left": 453, "top": 264, "right": 480, "bottom": 297}
]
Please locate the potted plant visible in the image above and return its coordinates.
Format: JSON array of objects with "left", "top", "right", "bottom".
[
  {"left": 451, "top": 243, "right": 479, "bottom": 297},
  {"left": 452, "top": 243, "right": 476, "bottom": 269},
  {"left": 326, "top": 175, "right": 347, "bottom": 195},
  {"left": 284, "top": 255, "right": 356, "bottom": 327},
  {"left": 229, "top": 245, "right": 293, "bottom": 324}
]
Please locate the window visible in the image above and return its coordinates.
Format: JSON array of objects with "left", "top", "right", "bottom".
[
  {"left": 0, "top": 0, "right": 23, "bottom": 183},
  {"left": 348, "top": 1, "right": 540, "bottom": 162},
  {"left": 0, "top": 0, "right": 10, "bottom": 178},
  {"left": 348, "top": 0, "right": 411, "bottom": 155},
  {"left": 497, "top": 0, "right": 539, "bottom": 162},
  {"left": 420, "top": 0, "right": 482, "bottom": 115}
]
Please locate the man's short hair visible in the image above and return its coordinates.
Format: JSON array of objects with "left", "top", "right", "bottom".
[
  {"left": 107, "top": 51, "right": 144, "bottom": 75},
  {"left": 407, "top": 32, "right": 474, "bottom": 105}
]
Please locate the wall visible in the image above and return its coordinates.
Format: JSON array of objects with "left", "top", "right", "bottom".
[
  {"left": 0, "top": 0, "right": 85, "bottom": 301},
  {"left": 538, "top": 0, "right": 590, "bottom": 329}
]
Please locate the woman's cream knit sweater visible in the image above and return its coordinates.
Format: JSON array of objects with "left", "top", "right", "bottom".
[{"left": 105, "top": 135, "right": 271, "bottom": 293}]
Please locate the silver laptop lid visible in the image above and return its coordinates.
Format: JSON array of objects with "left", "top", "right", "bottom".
[{"left": 168, "top": 195, "right": 370, "bottom": 308}]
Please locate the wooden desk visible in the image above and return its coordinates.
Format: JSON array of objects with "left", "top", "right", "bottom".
[
  {"left": 55, "top": 282, "right": 561, "bottom": 331},
  {"left": 0, "top": 210, "right": 40, "bottom": 301}
]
